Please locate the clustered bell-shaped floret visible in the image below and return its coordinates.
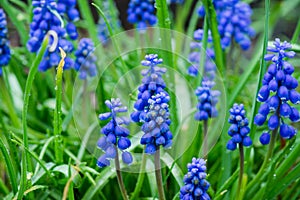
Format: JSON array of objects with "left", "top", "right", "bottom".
[
  {"left": 127, "top": 0, "right": 157, "bottom": 30},
  {"left": 180, "top": 158, "right": 211, "bottom": 200},
  {"left": 194, "top": 80, "right": 220, "bottom": 121},
  {"left": 187, "top": 29, "right": 216, "bottom": 80},
  {"left": 74, "top": 38, "right": 97, "bottom": 79},
  {"left": 198, "top": 0, "right": 255, "bottom": 50},
  {"left": 226, "top": 103, "right": 252, "bottom": 150},
  {"left": 131, "top": 54, "right": 168, "bottom": 123},
  {"left": 0, "top": 9, "right": 10, "bottom": 75},
  {"left": 140, "top": 92, "right": 173, "bottom": 154},
  {"left": 97, "top": 99, "right": 133, "bottom": 167},
  {"left": 254, "top": 38, "right": 299, "bottom": 145},
  {"left": 27, "top": 0, "right": 78, "bottom": 71}
]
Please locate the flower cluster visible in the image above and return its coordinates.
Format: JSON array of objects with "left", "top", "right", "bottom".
[
  {"left": 180, "top": 158, "right": 211, "bottom": 200},
  {"left": 74, "top": 38, "right": 97, "bottom": 79},
  {"left": 127, "top": 0, "right": 157, "bottom": 30},
  {"left": 27, "top": 0, "right": 77, "bottom": 71},
  {"left": 195, "top": 80, "right": 220, "bottom": 121},
  {"left": 98, "top": 1, "right": 121, "bottom": 44},
  {"left": 57, "top": 0, "right": 80, "bottom": 40},
  {"left": 198, "top": 0, "right": 255, "bottom": 50},
  {"left": 140, "top": 93, "right": 172, "bottom": 154},
  {"left": 131, "top": 54, "right": 168, "bottom": 123},
  {"left": 188, "top": 29, "right": 216, "bottom": 80},
  {"left": 226, "top": 103, "right": 252, "bottom": 150},
  {"left": 254, "top": 39, "right": 299, "bottom": 145},
  {"left": 97, "top": 99, "right": 133, "bottom": 167},
  {"left": 0, "top": 9, "right": 10, "bottom": 75}
]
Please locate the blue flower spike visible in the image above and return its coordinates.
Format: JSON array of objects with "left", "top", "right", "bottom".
[
  {"left": 141, "top": 92, "right": 172, "bottom": 154},
  {"left": 226, "top": 103, "right": 252, "bottom": 150},
  {"left": 254, "top": 38, "right": 299, "bottom": 144},
  {"left": 27, "top": 0, "right": 78, "bottom": 71},
  {"left": 74, "top": 38, "right": 97, "bottom": 79},
  {"left": 131, "top": 54, "right": 168, "bottom": 123},
  {"left": 180, "top": 158, "right": 211, "bottom": 200},
  {"left": 0, "top": 9, "right": 11, "bottom": 75},
  {"left": 127, "top": 0, "right": 157, "bottom": 30},
  {"left": 195, "top": 79, "right": 220, "bottom": 121},
  {"left": 187, "top": 29, "right": 217, "bottom": 80},
  {"left": 97, "top": 98, "right": 133, "bottom": 168},
  {"left": 198, "top": 0, "right": 255, "bottom": 50}
]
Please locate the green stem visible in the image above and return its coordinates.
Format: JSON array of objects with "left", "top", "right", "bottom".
[
  {"left": 245, "top": 126, "right": 278, "bottom": 197},
  {"left": 154, "top": 148, "right": 166, "bottom": 200},
  {"left": 18, "top": 34, "right": 49, "bottom": 200},
  {"left": 203, "top": 120, "right": 208, "bottom": 159},
  {"left": 291, "top": 19, "right": 300, "bottom": 43},
  {"left": 54, "top": 48, "right": 65, "bottom": 164},
  {"left": 202, "top": 0, "right": 224, "bottom": 73},
  {"left": 155, "top": 0, "right": 178, "bottom": 132},
  {"left": 0, "top": 137, "right": 18, "bottom": 194},
  {"left": 130, "top": 151, "right": 147, "bottom": 200},
  {"left": 236, "top": 144, "right": 244, "bottom": 200},
  {"left": 77, "top": 0, "right": 98, "bottom": 44},
  {"left": 114, "top": 147, "right": 129, "bottom": 200}
]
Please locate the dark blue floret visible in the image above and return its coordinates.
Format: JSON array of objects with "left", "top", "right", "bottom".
[
  {"left": 195, "top": 80, "right": 220, "bottom": 121},
  {"left": 0, "top": 9, "right": 11, "bottom": 74},
  {"left": 198, "top": 0, "right": 255, "bottom": 50},
  {"left": 255, "top": 38, "right": 299, "bottom": 144},
  {"left": 27, "top": 0, "right": 78, "bottom": 71},
  {"left": 74, "top": 38, "right": 97, "bottom": 79},
  {"left": 127, "top": 0, "right": 157, "bottom": 30},
  {"left": 226, "top": 103, "right": 252, "bottom": 150},
  {"left": 180, "top": 158, "right": 211, "bottom": 200},
  {"left": 97, "top": 98, "right": 133, "bottom": 167}
]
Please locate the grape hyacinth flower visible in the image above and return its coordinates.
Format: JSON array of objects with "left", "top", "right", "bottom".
[
  {"left": 180, "top": 158, "right": 211, "bottom": 200},
  {"left": 74, "top": 38, "right": 97, "bottom": 79},
  {"left": 195, "top": 80, "right": 220, "bottom": 121},
  {"left": 140, "top": 92, "right": 172, "bottom": 154},
  {"left": 57, "top": 0, "right": 80, "bottom": 40},
  {"left": 27, "top": 0, "right": 76, "bottom": 71},
  {"left": 0, "top": 9, "right": 10, "bottom": 75},
  {"left": 97, "top": 99, "right": 133, "bottom": 167},
  {"left": 226, "top": 103, "right": 252, "bottom": 150},
  {"left": 254, "top": 38, "right": 299, "bottom": 145},
  {"left": 127, "top": 0, "right": 157, "bottom": 30},
  {"left": 198, "top": 0, "right": 255, "bottom": 50},
  {"left": 97, "top": 0, "right": 121, "bottom": 44},
  {"left": 188, "top": 29, "right": 216, "bottom": 80},
  {"left": 131, "top": 54, "right": 169, "bottom": 123}
]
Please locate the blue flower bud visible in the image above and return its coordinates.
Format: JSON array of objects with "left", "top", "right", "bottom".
[
  {"left": 280, "top": 103, "right": 291, "bottom": 117},
  {"left": 254, "top": 113, "right": 267, "bottom": 126},
  {"left": 289, "top": 108, "right": 300, "bottom": 122},
  {"left": 289, "top": 90, "right": 300, "bottom": 104},
  {"left": 269, "top": 95, "right": 280, "bottom": 111},
  {"left": 105, "top": 145, "right": 117, "bottom": 158},
  {"left": 97, "top": 155, "right": 110, "bottom": 168},
  {"left": 278, "top": 86, "right": 289, "bottom": 100},
  {"left": 260, "top": 132, "right": 270, "bottom": 145},
  {"left": 280, "top": 124, "right": 291, "bottom": 139},
  {"left": 242, "top": 136, "right": 252, "bottom": 147},
  {"left": 268, "top": 115, "right": 279, "bottom": 130},
  {"left": 258, "top": 85, "right": 270, "bottom": 102},
  {"left": 122, "top": 151, "right": 133, "bottom": 164},
  {"left": 145, "top": 143, "right": 156, "bottom": 154},
  {"left": 118, "top": 137, "right": 131, "bottom": 150},
  {"left": 226, "top": 140, "right": 237, "bottom": 150}
]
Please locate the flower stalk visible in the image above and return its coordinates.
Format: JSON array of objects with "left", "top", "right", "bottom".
[{"left": 154, "top": 148, "right": 166, "bottom": 200}]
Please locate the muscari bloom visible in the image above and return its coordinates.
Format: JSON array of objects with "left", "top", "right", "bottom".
[
  {"left": 27, "top": 0, "right": 78, "bottom": 71},
  {"left": 188, "top": 29, "right": 216, "bottom": 80},
  {"left": 140, "top": 92, "right": 172, "bottom": 154},
  {"left": 97, "top": 0, "right": 121, "bottom": 44},
  {"left": 226, "top": 103, "right": 252, "bottom": 150},
  {"left": 195, "top": 80, "right": 220, "bottom": 121},
  {"left": 57, "top": 0, "right": 80, "bottom": 40},
  {"left": 127, "top": 0, "right": 157, "bottom": 30},
  {"left": 131, "top": 54, "right": 168, "bottom": 122},
  {"left": 97, "top": 98, "right": 133, "bottom": 167},
  {"left": 198, "top": 0, "right": 255, "bottom": 50},
  {"left": 0, "top": 9, "right": 10, "bottom": 75},
  {"left": 180, "top": 158, "right": 211, "bottom": 200},
  {"left": 74, "top": 38, "right": 97, "bottom": 79},
  {"left": 254, "top": 38, "right": 299, "bottom": 145}
]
